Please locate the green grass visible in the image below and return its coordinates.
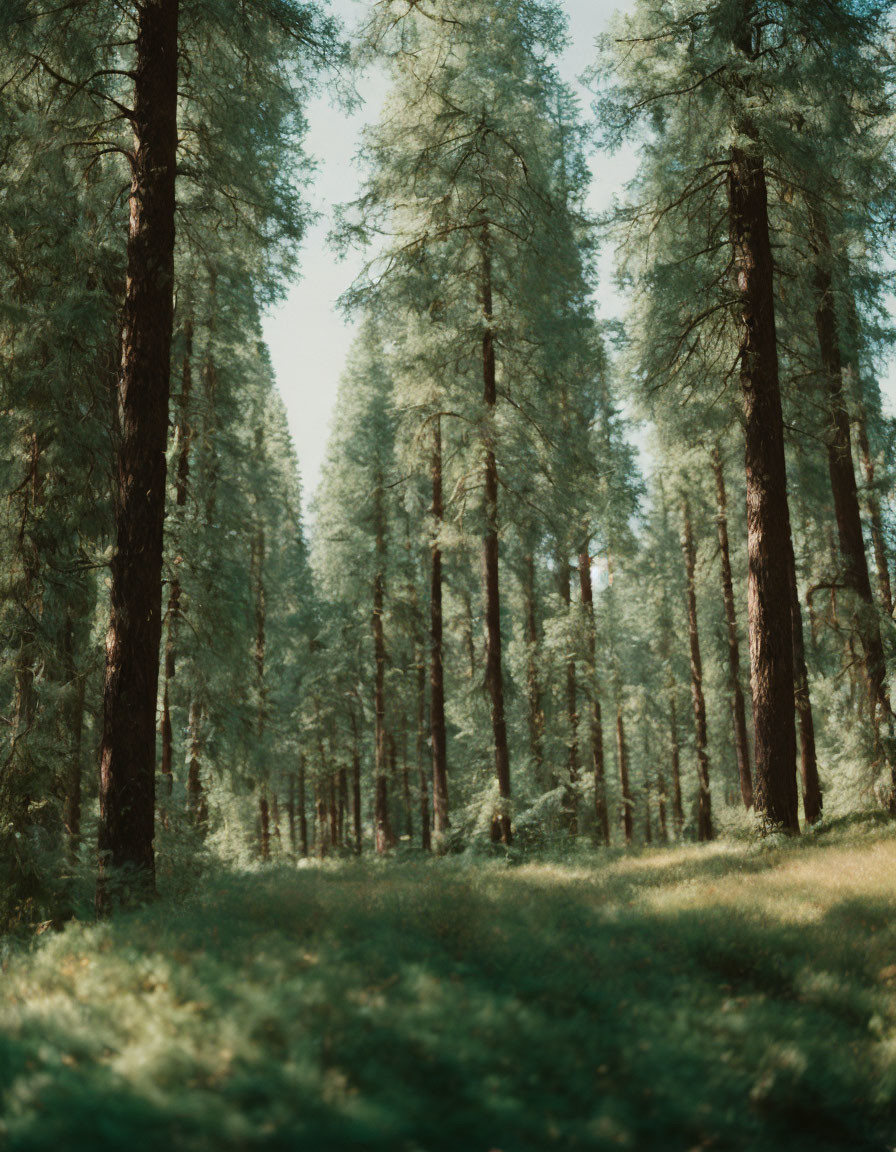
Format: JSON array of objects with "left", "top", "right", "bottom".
[{"left": 3, "top": 817, "right": 896, "bottom": 1150}]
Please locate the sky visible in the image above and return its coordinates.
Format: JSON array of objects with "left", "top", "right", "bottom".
[
  {"left": 261, "top": 0, "right": 896, "bottom": 510},
  {"left": 261, "top": 0, "right": 631, "bottom": 507}
]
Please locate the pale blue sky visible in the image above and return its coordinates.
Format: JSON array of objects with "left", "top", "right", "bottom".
[
  {"left": 262, "top": 0, "right": 630, "bottom": 505},
  {"left": 262, "top": 0, "right": 896, "bottom": 509}
]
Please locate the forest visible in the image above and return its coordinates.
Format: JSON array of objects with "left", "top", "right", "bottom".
[{"left": 2, "top": 0, "right": 896, "bottom": 1147}]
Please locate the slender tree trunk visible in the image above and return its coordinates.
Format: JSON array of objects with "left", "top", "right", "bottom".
[
  {"left": 287, "top": 774, "right": 297, "bottom": 853},
  {"left": 480, "top": 222, "right": 511, "bottom": 844},
  {"left": 348, "top": 715, "right": 361, "bottom": 855},
  {"left": 524, "top": 552, "right": 548, "bottom": 787},
  {"left": 727, "top": 130, "right": 799, "bottom": 833},
  {"left": 259, "top": 793, "right": 271, "bottom": 862},
  {"left": 808, "top": 202, "right": 895, "bottom": 797},
  {"left": 328, "top": 775, "right": 339, "bottom": 850},
  {"left": 429, "top": 416, "right": 449, "bottom": 842},
  {"left": 186, "top": 697, "right": 206, "bottom": 831},
  {"left": 416, "top": 648, "right": 431, "bottom": 852},
  {"left": 681, "top": 501, "right": 713, "bottom": 841},
  {"left": 657, "top": 766, "right": 669, "bottom": 843},
  {"left": 711, "top": 447, "right": 753, "bottom": 809},
  {"left": 298, "top": 752, "right": 309, "bottom": 858},
  {"left": 616, "top": 700, "right": 633, "bottom": 845},
  {"left": 668, "top": 688, "right": 684, "bottom": 836},
  {"left": 372, "top": 491, "right": 393, "bottom": 853},
  {"left": 578, "top": 551, "right": 610, "bottom": 845},
  {"left": 788, "top": 546, "right": 822, "bottom": 825},
  {"left": 97, "top": 0, "right": 180, "bottom": 911},
  {"left": 61, "top": 613, "right": 86, "bottom": 861},
  {"left": 855, "top": 409, "right": 893, "bottom": 616},
  {"left": 556, "top": 549, "right": 579, "bottom": 832},
  {"left": 159, "top": 578, "right": 179, "bottom": 797}
]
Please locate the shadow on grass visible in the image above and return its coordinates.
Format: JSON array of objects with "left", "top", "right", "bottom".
[{"left": 2, "top": 832, "right": 896, "bottom": 1151}]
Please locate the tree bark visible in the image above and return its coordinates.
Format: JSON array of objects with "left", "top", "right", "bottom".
[
  {"left": 524, "top": 553, "right": 548, "bottom": 787},
  {"left": 727, "top": 133, "right": 799, "bottom": 833},
  {"left": 298, "top": 752, "right": 309, "bottom": 858},
  {"left": 61, "top": 612, "right": 86, "bottom": 860},
  {"left": 416, "top": 647, "right": 431, "bottom": 852},
  {"left": 855, "top": 408, "right": 893, "bottom": 616},
  {"left": 480, "top": 223, "right": 511, "bottom": 844},
  {"left": 372, "top": 488, "right": 393, "bottom": 854},
  {"left": 557, "top": 548, "right": 579, "bottom": 832},
  {"left": 711, "top": 447, "right": 753, "bottom": 809},
  {"left": 681, "top": 500, "right": 713, "bottom": 842},
  {"left": 788, "top": 546, "right": 822, "bottom": 825},
  {"left": 429, "top": 416, "right": 450, "bottom": 842},
  {"left": 668, "top": 688, "right": 684, "bottom": 836},
  {"left": 808, "top": 201, "right": 895, "bottom": 794},
  {"left": 616, "top": 700, "right": 633, "bottom": 845},
  {"left": 97, "top": 0, "right": 180, "bottom": 912},
  {"left": 578, "top": 551, "right": 610, "bottom": 845}
]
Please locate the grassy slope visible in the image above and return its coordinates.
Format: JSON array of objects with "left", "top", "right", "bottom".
[{"left": 2, "top": 817, "right": 896, "bottom": 1151}]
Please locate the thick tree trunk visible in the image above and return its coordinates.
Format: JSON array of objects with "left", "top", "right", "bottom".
[
  {"left": 616, "top": 701, "right": 633, "bottom": 845},
  {"left": 429, "top": 417, "right": 449, "bottom": 842},
  {"left": 808, "top": 202, "right": 895, "bottom": 793},
  {"left": 727, "top": 135, "right": 799, "bottom": 834},
  {"left": 97, "top": 0, "right": 180, "bottom": 912},
  {"left": 480, "top": 223, "right": 511, "bottom": 845},
  {"left": 681, "top": 501, "right": 713, "bottom": 841},
  {"left": 578, "top": 551, "right": 610, "bottom": 845},
  {"left": 788, "top": 547, "right": 822, "bottom": 824},
  {"left": 711, "top": 447, "right": 753, "bottom": 809}
]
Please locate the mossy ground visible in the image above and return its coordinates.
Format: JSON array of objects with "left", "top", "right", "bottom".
[{"left": 2, "top": 815, "right": 896, "bottom": 1150}]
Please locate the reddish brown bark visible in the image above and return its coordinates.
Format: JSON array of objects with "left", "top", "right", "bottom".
[
  {"left": 727, "top": 133, "right": 799, "bottom": 833},
  {"left": 578, "top": 551, "right": 609, "bottom": 845},
  {"left": 259, "top": 793, "right": 271, "bottom": 862},
  {"left": 416, "top": 648, "right": 432, "bottom": 852},
  {"left": 681, "top": 501, "right": 713, "bottom": 841},
  {"left": 711, "top": 447, "right": 753, "bottom": 810},
  {"left": 97, "top": 0, "right": 180, "bottom": 911},
  {"left": 480, "top": 223, "right": 511, "bottom": 845}
]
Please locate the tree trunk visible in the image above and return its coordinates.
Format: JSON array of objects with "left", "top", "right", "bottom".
[
  {"left": 616, "top": 700, "right": 633, "bottom": 845},
  {"left": 372, "top": 490, "right": 392, "bottom": 853},
  {"left": 578, "top": 551, "right": 610, "bottom": 845},
  {"left": 287, "top": 774, "right": 297, "bottom": 853},
  {"left": 808, "top": 202, "right": 895, "bottom": 795},
  {"left": 97, "top": 0, "right": 180, "bottom": 912},
  {"left": 259, "top": 793, "right": 271, "bottom": 862},
  {"left": 186, "top": 697, "right": 206, "bottom": 830},
  {"left": 298, "top": 752, "right": 309, "bottom": 858},
  {"left": 681, "top": 500, "right": 713, "bottom": 841},
  {"left": 480, "top": 222, "right": 511, "bottom": 845},
  {"left": 429, "top": 416, "right": 450, "bottom": 843},
  {"left": 524, "top": 553, "right": 548, "bottom": 787},
  {"left": 668, "top": 688, "right": 684, "bottom": 836},
  {"left": 855, "top": 409, "right": 893, "bottom": 616},
  {"left": 711, "top": 446, "right": 753, "bottom": 809},
  {"left": 61, "top": 612, "right": 86, "bottom": 860},
  {"left": 416, "top": 648, "right": 432, "bottom": 852},
  {"left": 556, "top": 548, "right": 579, "bottom": 831},
  {"left": 788, "top": 545, "right": 822, "bottom": 825},
  {"left": 727, "top": 132, "right": 799, "bottom": 834}
]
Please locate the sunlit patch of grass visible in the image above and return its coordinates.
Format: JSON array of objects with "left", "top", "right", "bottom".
[{"left": 1, "top": 816, "right": 895, "bottom": 1150}]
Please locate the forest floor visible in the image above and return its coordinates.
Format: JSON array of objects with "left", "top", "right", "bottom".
[{"left": 2, "top": 816, "right": 896, "bottom": 1151}]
